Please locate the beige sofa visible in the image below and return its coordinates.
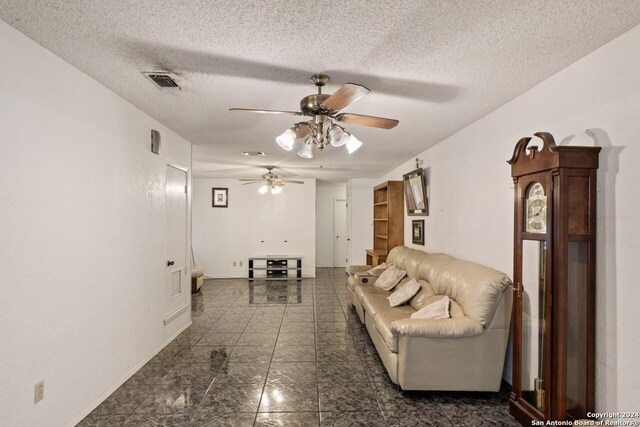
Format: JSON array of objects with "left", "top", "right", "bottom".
[{"left": 346, "top": 246, "right": 513, "bottom": 392}]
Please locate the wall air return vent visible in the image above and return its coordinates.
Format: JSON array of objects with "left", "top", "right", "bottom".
[
  {"left": 170, "top": 270, "right": 182, "bottom": 297},
  {"left": 142, "top": 72, "right": 181, "bottom": 90}
]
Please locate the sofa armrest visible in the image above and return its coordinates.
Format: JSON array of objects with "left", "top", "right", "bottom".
[
  {"left": 391, "top": 317, "right": 483, "bottom": 339},
  {"left": 355, "top": 272, "right": 378, "bottom": 286},
  {"left": 346, "top": 265, "right": 372, "bottom": 275}
]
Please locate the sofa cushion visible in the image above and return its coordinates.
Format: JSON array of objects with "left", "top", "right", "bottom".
[
  {"left": 413, "top": 253, "right": 457, "bottom": 283},
  {"left": 354, "top": 283, "right": 389, "bottom": 306},
  {"left": 374, "top": 266, "right": 406, "bottom": 291},
  {"left": 427, "top": 259, "right": 511, "bottom": 327},
  {"left": 401, "top": 250, "right": 431, "bottom": 279},
  {"left": 388, "top": 279, "right": 421, "bottom": 307},
  {"left": 386, "top": 246, "right": 413, "bottom": 271},
  {"left": 409, "top": 280, "right": 435, "bottom": 310},
  {"left": 360, "top": 292, "right": 394, "bottom": 318},
  {"left": 372, "top": 305, "right": 415, "bottom": 353},
  {"left": 411, "top": 296, "right": 451, "bottom": 320}
]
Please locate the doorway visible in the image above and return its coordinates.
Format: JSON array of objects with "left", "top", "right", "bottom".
[
  {"left": 333, "top": 198, "right": 347, "bottom": 267},
  {"left": 165, "top": 164, "right": 188, "bottom": 324}
]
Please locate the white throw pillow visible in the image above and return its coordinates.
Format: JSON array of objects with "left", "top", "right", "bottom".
[
  {"left": 410, "top": 296, "right": 451, "bottom": 320},
  {"left": 388, "top": 278, "right": 421, "bottom": 307},
  {"left": 367, "top": 262, "right": 387, "bottom": 276},
  {"left": 374, "top": 265, "right": 406, "bottom": 291}
]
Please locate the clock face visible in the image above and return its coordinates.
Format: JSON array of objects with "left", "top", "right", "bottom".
[{"left": 525, "top": 183, "right": 547, "bottom": 233}]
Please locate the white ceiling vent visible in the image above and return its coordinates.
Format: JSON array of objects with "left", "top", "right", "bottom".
[{"left": 142, "top": 72, "right": 181, "bottom": 90}]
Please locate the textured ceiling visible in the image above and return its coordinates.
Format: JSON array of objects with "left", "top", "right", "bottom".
[{"left": 2, "top": 1, "right": 639, "bottom": 182}]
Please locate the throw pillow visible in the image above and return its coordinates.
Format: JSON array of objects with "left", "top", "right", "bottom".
[
  {"left": 367, "top": 262, "right": 387, "bottom": 276},
  {"left": 374, "top": 265, "right": 406, "bottom": 291},
  {"left": 410, "top": 295, "right": 451, "bottom": 320},
  {"left": 388, "top": 278, "right": 421, "bottom": 307}
]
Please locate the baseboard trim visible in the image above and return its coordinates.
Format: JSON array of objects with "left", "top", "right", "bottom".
[
  {"left": 65, "top": 320, "right": 192, "bottom": 427},
  {"left": 164, "top": 303, "right": 189, "bottom": 325}
]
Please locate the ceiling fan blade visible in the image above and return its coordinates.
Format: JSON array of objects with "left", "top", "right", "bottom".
[
  {"left": 293, "top": 122, "right": 312, "bottom": 139},
  {"left": 238, "top": 178, "right": 262, "bottom": 181},
  {"left": 281, "top": 179, "right": 304, "bottom": 184},
  {"left": 320, "top": 83, "right": 370, "bottom": 111},
  {"left": 336, "top": 113, "right": 399, "bottom": 129},
  {"left": 240, "top": 181, "right": 262, "bottom": 185},
  {"left": 229, "top": 108, "right": 302, "bottom": 115}
]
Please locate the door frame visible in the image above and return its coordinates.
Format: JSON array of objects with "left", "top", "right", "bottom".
[
  {"left": 164, "top": 162, "right": 191, "bottom": 325},
  {"left": 332, "top": 197, "right": 347, "bottom": 267}
]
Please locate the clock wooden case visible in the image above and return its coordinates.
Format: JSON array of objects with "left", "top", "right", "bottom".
[{"left": 508, "top": 132, "right": 600, "bottom": 424}]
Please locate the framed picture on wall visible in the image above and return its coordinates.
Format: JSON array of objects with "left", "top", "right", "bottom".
[
  {"left": 403, "top": 168, "right": 428, "bottom": 216},
  {"left": 412, "top": 220, "right": 425, "bottom": 245},
  {"left": 212, "top": 188, "right": 228, "bottom": 208}
]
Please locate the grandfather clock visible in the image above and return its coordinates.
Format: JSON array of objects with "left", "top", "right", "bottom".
[{"left": 508, "top": 132, "right": 599, "bottom": 424}]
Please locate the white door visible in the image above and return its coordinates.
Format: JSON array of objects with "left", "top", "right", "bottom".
[
  {"left": 333, "top": 198, "right": 347, "bottom": 267},
  {"left": 165, "top": 165, "right": 188, "bottom": 320}
]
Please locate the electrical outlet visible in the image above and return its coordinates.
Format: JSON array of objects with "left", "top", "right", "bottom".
[
  {"left": 233, "top": 261, "right": 236, "bottom": 267},
  {"left": 239, "top": 261, "right": 243, "bottom": 267},
  {"left": 34, "top": 381, "right": 44, "bottom": 404}
]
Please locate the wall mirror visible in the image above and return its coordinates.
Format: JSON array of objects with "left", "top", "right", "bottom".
[{"left": 403, "top": 168, "right": 428, "bottom": 216}]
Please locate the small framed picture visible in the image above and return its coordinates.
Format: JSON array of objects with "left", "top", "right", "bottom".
[
  {"left": 212, "top": 188, "right": 228, "bottom": 208},
  {"left": 412, "top": 220, "right": 425, "bottom": 245}
]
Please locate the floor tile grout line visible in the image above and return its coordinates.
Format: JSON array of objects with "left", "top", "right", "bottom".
[{"left": 252, "top": 293, "right": 287, "bottom": 427}]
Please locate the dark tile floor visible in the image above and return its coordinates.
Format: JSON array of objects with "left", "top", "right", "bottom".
[{"left": 78, "top": 268, "right": 519, "bottom": 426}]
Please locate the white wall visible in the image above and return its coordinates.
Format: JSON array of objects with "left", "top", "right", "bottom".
[
  {"left": 192, "top": 178, "right": 316, "bottom": 277},
  {"left": 0, "top": 21, "right": 193, "bottom": 427},
  {"left": 374, "top": 24, "right": 640, "bottom": 412},
  {"left": 316, "top": 183, "right": 346, "bottom": 267},
  {"left": 346, "top": 179, "right": 379, "bottom": 265}
]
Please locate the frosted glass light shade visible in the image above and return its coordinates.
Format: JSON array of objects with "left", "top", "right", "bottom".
[
  {"left": 345, "top": 134, "right": 363, "bottom": 154},
  {"left": 258, "top": 184, "right": 269, "bottom": 194},
  {"left": 328, "top": 125, "right": 349, "bottom": 147},
  {"left": 298, "top": 143, "right": 313, "bottom": 159},
  {"left": 271, "top": 186, "right": 282, "bottom": 194},
  {"left": 276, "top": 129, "right": 296, "bottom": 150}
]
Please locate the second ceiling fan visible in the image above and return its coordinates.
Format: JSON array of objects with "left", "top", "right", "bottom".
[
  {"left": 230, "top": 74, "right": 399, "bottom": 159},
  {"left": 239, "top": 166, "right": 303, "bottom": 194}
]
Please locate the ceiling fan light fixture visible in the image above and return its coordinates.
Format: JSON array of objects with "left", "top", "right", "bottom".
[
  {"left": 328, "top": 125, "right": 349, "bottom": 147},
  {"left": 231, "top": 75, "right": 399, "bottom": 159},
  {"left": 298, "top": 142, "right": 314, "bottom": 159},
  {"left": 346, "top": 134, "right": 363, "bottom": 154},
  {"left": 271, "top": 185, "right": 283, "bottom": 194},
  {"left": 258, "top": 184, "right": 269, "bottom": 194},
  {"left": 276, "top": 129, "right": 296, "bottom": 151}
]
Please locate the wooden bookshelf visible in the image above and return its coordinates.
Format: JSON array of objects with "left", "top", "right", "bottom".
[{"left": 366, "top": 180, "right": 404, "bottom": 266}]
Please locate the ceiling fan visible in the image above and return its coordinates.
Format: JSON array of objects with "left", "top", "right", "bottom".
[
  {"left": 230, "top": 74, "right": 399, "bottom": 158},
  {"left": 238, "top": 166, "right": 303, "bottom": 194}
]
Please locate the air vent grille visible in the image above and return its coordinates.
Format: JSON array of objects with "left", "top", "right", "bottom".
[
  {"left": 142, "top": 72, "right": 181, "bottom": 90},
  {"left": 170, "top": 270, "right": 182, "bottom": 297}
]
